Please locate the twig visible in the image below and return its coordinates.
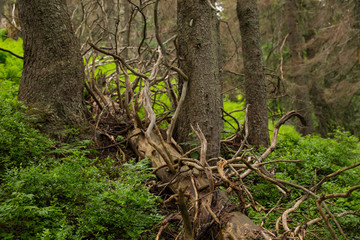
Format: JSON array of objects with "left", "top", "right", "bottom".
[
  {"left": 190, "top": 174, "right": 199, "bottom": 224},
  {"left": 222, "top": 108, "right": 241, "bottom": 131},
  {"left": 155, "top": 214, "right": 180, "bottom": 240},
  {"left": 154, "top": 125, "right": 174, "bottom": 169},
  {"left": 217, "top": 159, "right": 241, "bottom": 192},
  {"left": 322, "top": 202, "right": 347, "bottom": 239},
  {"left": 89, "top": 42, "right": 149, "bottom": 79},
  {"left": 280, "top": 33, "right": 289, "bottom": 82},
  {"left": 229, "top": 164, "right": 257, "bottom": 211},
  {"left": 233, "top": 105, "right": 250, "bottom": 158},
  {"left": 258, "top": 110, "right": 306, "bottom": 163},
  {"left": 143, "top": 80, "right": 156, "bottom": 138},
  {"left": 166, "top": 80, "right": 188, "bottom": 142},
  {"left": 204, "top": 204, "right": 220, "bottom": 224},
  {"left": 262, "top": 196, "right": 283, "bottom": 227},
  {"left": 282, "top": 194, "right": 308, "bottom": 232},
  {"left": 206, "top": 0, "right": 218, "bottom": 11},
  {"left": 154, "top": 0, "right": 167, "bottom": 62},
  {"left": 191, "top": 123, "right": 214, "bottom": 192},
  {"left": 313, "top": 163, "right": 360, "bottom": 191},
  {"left": 315, "top": 198, "right": 338, "bottom": 240},
  {"left": 0, "top": 47, "right": 23, "bottom": 59}
]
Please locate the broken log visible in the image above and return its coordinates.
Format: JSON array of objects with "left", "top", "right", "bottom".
[{"left": 129, "top": 128, "right": 270, "bottom": 240}]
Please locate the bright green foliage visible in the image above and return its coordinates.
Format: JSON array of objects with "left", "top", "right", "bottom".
[
  {"left": 275, "top": 129, "right": 360, "bottom": 186},
  {"left": 0, "top": 102, "right": 162, "bottom": 239},
  {"left": 0, "top": 44, "right": 163, "bottom": 239},
  {"left": 248, "top": 129, "right": 360, "bottom": 239},
  {"left": 0, "top": 158, "right": 162, "bottom": 240},
  {"left": 222, "top": 95, "right": 245, "bottom": 138},
  {"left": 0, "top": 98, "right": 53, "bottom": 177},
  {"left": 0, "top": 36, "right": 23, "bottom": 98}
]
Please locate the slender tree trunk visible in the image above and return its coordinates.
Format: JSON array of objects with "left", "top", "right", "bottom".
[
  {"left": 285, "top": 0, "right": 313, "bottom": 136},
  {"left": 175, "top": 0, "right": 222, "bottom": 158},
  {"left": 0, "top": 0, "right": 4, "bottom": 25},
  {"left": 309, "top": 84, "right": 334, "bottom": 137},
  {"left": 354, "top": 0, "right": 360, "bottom": 65},
  {"left": 18, "top": 0, "right": 86, "bottom": 133},
  {"left": 237, "top": 0, "right": 270, "bottom": 147},
  {"left": 119, "top": 0, "right": 130, "bottom": 58}
]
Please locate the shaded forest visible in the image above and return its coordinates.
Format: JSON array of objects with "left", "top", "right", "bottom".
[{"left": 0, "top": 0, "right": 359, "bottom": 239}]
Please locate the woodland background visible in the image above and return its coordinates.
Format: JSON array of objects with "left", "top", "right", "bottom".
[{"left": 0, "top": 0, "right": 360, "bottom": 239}]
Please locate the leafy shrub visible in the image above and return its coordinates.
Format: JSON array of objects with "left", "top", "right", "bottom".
[
  {"left": 0, "top": 158, "right": 162, "bottom": 240},
  {"left": 0, "top": 98, "right": 53, "bottom": 177},
  {"left": 248, "top": 129, "right": 360, "bottom": 239}
]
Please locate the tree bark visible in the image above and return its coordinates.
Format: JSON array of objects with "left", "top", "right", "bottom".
[
  {"left": 309, "top": 84, "right": 334, "bottom": 137},
  {"left": 285, "top": 0, "right": 313, "bottom": 136},
  {"left": 175, "top": 0, "right": 222, "bottom": 159},
  {"left": 237, "top": 0, "right": 270, "bottom": 147},
  {"left": 18, "top": 0, "right": 86, "bottom": 133},
  {"left": 354, "top": 0, "right": 360, "bottom": 65},
  {"left": 0, "top": 0, "right": 4, "bottom": 26},
  {"left": 119, "top": 0, "right": 130, "bottom": 58}
]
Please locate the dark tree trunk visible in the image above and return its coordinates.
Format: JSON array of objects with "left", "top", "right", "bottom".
[
  {"left": 18, "top": 0, "right": 86, "bottom": 133},
  {"left": 285, "top": 0, "right": 313, "bottom": 136},
  {"left": 0, "top": 0, "right": 4, "bottom": 26},
  {"left": 309, "top": 84, "right": 334, "bottom": 137},
  {"left": 237, "top": 0, "right": 270, "bottom": 147},
  {"left": 175, "top": 0, "right": 222, "bottom": 158},
  {"left": 354, "top": 0, "right": 360, "bottom": 65}
]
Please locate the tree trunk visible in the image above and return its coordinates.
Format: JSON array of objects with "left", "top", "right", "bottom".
[
  {"left": 309, "top": 84, "right": 334, "bottom": 137},
  {"left": 354, "top": 0, "right": 360, "bottom": 65},
  {"left": 285, "top": 0, "right": 313, "bottom": 136},
  {"left": 175, "top": 0, "right": 222, "bottom": 158},
  {"left": 237, "top": 0, "right": 270, "bottom": 147},
  {"left": 119, "top": 0, "right": 130, "bottom": 58},
  {"left": 18, "top": 0, "right": 86, "bottom": 133},
  {"left": 0, "top": 0, "right": 4, "bottom": 28}
]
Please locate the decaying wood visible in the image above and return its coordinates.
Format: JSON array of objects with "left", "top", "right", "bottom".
[{"left": 129, "top": 128, "right": 268, "bottom": 240}]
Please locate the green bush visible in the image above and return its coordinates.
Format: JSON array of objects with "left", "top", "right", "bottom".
[
  {"left": 0, "top": 158, "right": 162, "bottom": 240},
  {"left": 0, "top": 98, "right": 53, "bottom": 177},
  {"left": 248, "top": 129, "right": 360, "bottom": 239}
]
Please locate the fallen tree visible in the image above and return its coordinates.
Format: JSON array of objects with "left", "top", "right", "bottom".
[
  {"left": 86, "top": 37, "right": 360, "bottom": 240},
  {"left": 128, "top": 111, "right": 307, "bottom": 239},
  {"left": 129, "top": 127, "right": 268, "bottom": 240}
]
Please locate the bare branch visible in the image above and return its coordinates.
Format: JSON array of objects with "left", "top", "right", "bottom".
[
  {"left": 178, "top": 187, "right": 194, "bottom": 240},
  {"left": 0, "top": 47, "right": 23, "bottom": 59}
]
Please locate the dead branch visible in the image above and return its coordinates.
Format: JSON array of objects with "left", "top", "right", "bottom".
[
  {"left": 89, "top": 42, "right": 149, "bottom": 79},
  {"left": 322, "top": 202, "right": 347, "bottom": 239},
  {"left": 191, "top": 123, "right": 215, "bottom": 192},
  {"left": 313, "top": 162, "right": 360, "bottom": 191},
  {"left": 178, "top": 187, "right": 194, "bottom": 240},
  {"left": 281, "top": 194, "right": 308, "bottom": 232},
  {"left": 166, "top": 80, "right": 188, "bottom": 143}
]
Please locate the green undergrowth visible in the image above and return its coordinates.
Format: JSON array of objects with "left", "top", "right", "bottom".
[
  {"left": 2, "top": 34, "right": 359, "bottom": 239},
  {"left": 0, "top": 33, "right": 23, "bottom": 99},
  {"left": 0, "top": 156, "right": 162, "bottom": 240},
  {"left": 0, "top": 43, "right": 164, "bottom": 238},
  {"left": 0, "top": 97, "right": 163, "bottom": 240},
  {"left": 246, "top": 128, "right": 360, "bottom": 239},
  {"left": 0, "top": 97, "right": 163, "bottom": 239}
]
